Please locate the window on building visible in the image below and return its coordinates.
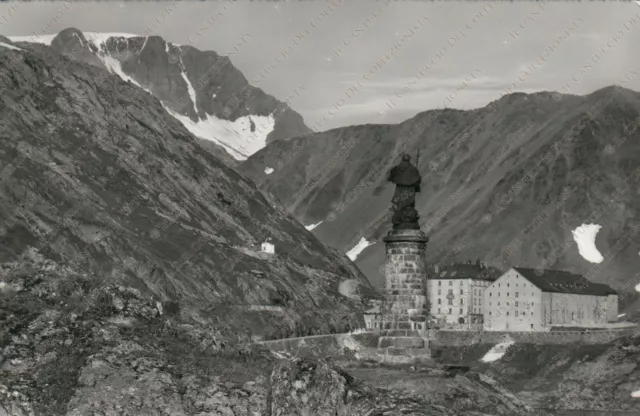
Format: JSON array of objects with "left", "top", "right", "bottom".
[
  {"left": 460, "top": 289, "right": 463, "bottom": 295},
  {"left": 449, "top": 281, "right": 453, "bottom": 286},
  {"left": 438, "top": 289, "right": 441, "bottom": 295},
  {"left": 489, "top": 292, "right": 492, "bottom": 297},
  {"left": 489, "top": 311, "right": 492, "bottom": 316},
  {"left": 498, "top": 302, "right": 500, "bottom": 306},
  {"left": 461, "top": 298, "right": 464, "bottom": 305},
  {"left": 515, "top": 301, "right": 518, "bottom": 307},
  {"left": 572, "top": 312, "right": 575, "bottom": 320},
  {"left": 531, "top": 312, "right": 533, "bottom": 315},
  {"left": 448, "top": 298, "right": 453, "bottom": 305},
  {"left": 531, "top": 324, "right": 534, "bottom": 329},
  {"left": 507, "top": 312, "right": 510, "bottom": 316},
  {"left": 515, "top": 311, "right": 519, "bottom": 316},
  {"left": 438, "top": 299, "right": 441, "bottom": 304},
  {"left": 438, "top": 308, "right": 441, "bottom": 313},
  {"left": 438, "top": 281, "right": 441, "bottom": 286},
  {"left": 507, "top": 292, "right": 509, "bottom": 297},
  {"left": 507, "top": 283, "right": 510, "bottom": 287},
  {"left": 515, "top": 292, "right": 519, "bottom": 298},
  {"left": 506, "top": 301, "right": 509, "bottom": 306},
  {"left": 498, "top": 283, "right": 501, "bottom": 287},
  {"left": 460, "top": 308, "right": 463, "bottom": 314},
  {"left": 448, "top": 308, "right": 452, "bottom": 314}
]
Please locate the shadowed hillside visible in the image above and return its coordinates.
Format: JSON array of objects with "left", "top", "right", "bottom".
[
  {"left": 0, "top": 36, "right": 375, "bottom": 344},
  {"left": 241, "top": 84, "right": 640, "bottom": 314}
]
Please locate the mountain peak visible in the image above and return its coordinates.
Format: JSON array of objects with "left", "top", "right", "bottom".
[
  {"left": 8, "top": 28, "right": 311, "bottom": 162},
  {"left": 587, "top": 84, "right": 638, "bottom": 101}
]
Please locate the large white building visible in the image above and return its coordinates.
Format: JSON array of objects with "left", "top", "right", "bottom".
[
  {"left": 427, "top": 262, "right": 501, "bottom": 330},
  {"left": 483, "top": 267, "right": 618, "bottom": 332}
]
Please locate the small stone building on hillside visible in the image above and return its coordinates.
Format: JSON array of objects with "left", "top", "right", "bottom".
[
  {"left": 427, "top": 261, "right": 501, "bottom": 330},
  {"left": 483, "top": 267, "right": 618, "bottom": 332},
  {"left": 261, "top": 238, "right": 275, "bottom": 254}
]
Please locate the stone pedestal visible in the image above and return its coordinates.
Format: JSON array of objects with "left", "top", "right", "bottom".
[{"left": 360, "top": 228, "right": 433, "bottom": 365}]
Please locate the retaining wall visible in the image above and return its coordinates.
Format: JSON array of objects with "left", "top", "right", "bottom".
[
  {"left": 429, "top": 328, "right": 638, "bottom": 346},
  {"left": 251, "top": 332, "right": 379, "bottom": 357},
  {"left": 252, "top": 327, "right": 638, "bottom": 355}
]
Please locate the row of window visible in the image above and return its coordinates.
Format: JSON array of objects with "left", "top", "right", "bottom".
[
  {"left": 435, "top": 276, "right": 529, "bottom": 291},
  {"left": 488, "top": 310, "right": 534, "bottom": 317},
  {"left": 436, "top": 288, "right": 487, "bottom": 296},
  {"left": 490, "top": 301, "right": 532, "bottom": 307},
  {"left": 489, "top": 292, "right": 534, "bottom": 297},
  {"left": 437, "top": 307, "right": 464, "bottom": 315},
  {"left": 435, "top": 307, "right": 483, "bottom": 315}
]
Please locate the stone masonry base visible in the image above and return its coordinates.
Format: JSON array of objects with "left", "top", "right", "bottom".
[
  {"left": 363, "top": 228, "right": 434, "bottom": 365},
  {"left": 356, "top": 333, "right": 433, "bottom": 365}
]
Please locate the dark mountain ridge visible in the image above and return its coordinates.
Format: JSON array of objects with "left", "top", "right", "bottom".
[{"left": 240, "top": 83, "right": 640, "bottom": 313}]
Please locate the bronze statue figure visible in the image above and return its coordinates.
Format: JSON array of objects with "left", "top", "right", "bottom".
[{"left": 387, "top": 153, "right": 422, "bottom": 230}]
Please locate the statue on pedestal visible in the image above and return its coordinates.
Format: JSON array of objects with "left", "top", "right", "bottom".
[{"left": 387, "top": 153, "right": 422, "bottom": 230}]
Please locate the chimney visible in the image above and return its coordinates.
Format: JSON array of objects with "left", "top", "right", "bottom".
[{"left": 434, "top": 264, "right": 440, "bottom": 274}]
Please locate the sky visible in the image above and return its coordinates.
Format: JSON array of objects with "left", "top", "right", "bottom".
[{"left": 2, "top": 0, "right": 640, "bottom": 130}]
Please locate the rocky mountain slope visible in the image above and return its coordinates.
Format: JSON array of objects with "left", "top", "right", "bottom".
[
  {"left": 0, "top": 252, "right": 532, "bottom": 416},
  {"left": 240, "top": 84, "right": 640, "bottom": 306},
  {"left": 0, "top": 251, "right": 273, "bottom": 415},
  {"left": 9, "top": 28, "right": 311, "bottom": 163},
  {"left": 0, "top": 36, "right": 375, "bottom": 345}
]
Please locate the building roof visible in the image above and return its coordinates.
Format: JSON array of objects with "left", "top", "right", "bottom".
[
  {"left": 428, "top": 263, "right": 501, "bottom": 281},
  {"left": 512, "top": 267, "right": 617, "bottom": 296}
]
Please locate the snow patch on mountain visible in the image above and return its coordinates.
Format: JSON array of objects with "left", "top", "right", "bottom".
[
  {"left": 139, "top": 36, "right": 149, "bottom": 54},
  {"left": 346, "top": 237, "right": 374, "bottom": 261},
  {"left": 179, "top": 51, "right": 198, "bottom": 115},
  {"left": 83, "top": 32, "right": 140, "bottom": 48},
  {"left": 480, "top": 339, "right": 515, "bottom": 363},
  {"left": 100, "top": 54, "right": 145, "bottom": 89},
  {"left": 72, "top": 32, "right": 85, "bottom": 47},
  {"left": 162, "top": 106, "right": 275, "bottom": 161},
  {"left": 264, "top": 167, "right": 274, "bottom": 175},
  {"left": 305, "top": 221, "right": 323, "bottom": 231},
  {"left": 75, "top": 32, "right": 151, "bottom": 93},
  {"left": 8, "top": 34, "right": 57, "bottom": 45},
  {"left": 572, "top": 223, "right": 604, "bottom": 263},
  {"left": 0, "top": 42, "right": 23, "bottom": 51}
]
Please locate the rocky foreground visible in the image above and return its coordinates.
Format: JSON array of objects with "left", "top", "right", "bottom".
[
  {"left": 432, "top": 335, "right": 640, "bottom": 413},
  {"left": 0, "top": 250, "right": 540, "bottom": 415}
]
